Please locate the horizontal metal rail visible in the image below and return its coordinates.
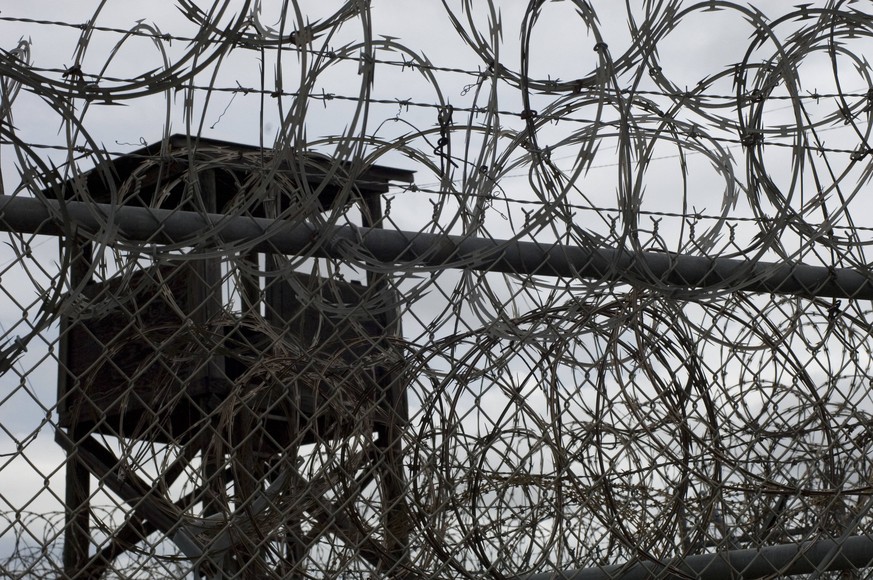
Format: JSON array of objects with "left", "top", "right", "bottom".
[
  {"left": 1, "top": 194, "right": 871, "bottom": 299},
  {"left": 520, "top": 534, "right": 873, "bottom": 580}
]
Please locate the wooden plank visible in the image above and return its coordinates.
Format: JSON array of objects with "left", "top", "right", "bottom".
[{"left": 61, "top": 241, "right": 93, "bottom": 577}]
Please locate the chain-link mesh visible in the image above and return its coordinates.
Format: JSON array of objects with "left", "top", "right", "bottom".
[{"left": 3, "top": 1, "right": 873, "bottom": 578}]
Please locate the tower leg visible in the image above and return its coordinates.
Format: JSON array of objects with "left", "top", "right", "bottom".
[
  {"left": 61, "top": 242, "right": 94, "bottom": 577},
  {"left": 62, "top": 427, "right": 91, "bottom": 576},
  {"left": 378, "top": 421, "right": 409, "bottom": 577}
]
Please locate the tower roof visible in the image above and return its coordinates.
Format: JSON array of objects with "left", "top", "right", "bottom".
[{"left": 44, "top": 134, "right": 415, "bottom": 213}]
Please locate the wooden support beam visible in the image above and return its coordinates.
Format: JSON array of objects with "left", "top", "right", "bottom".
[{"left": 60, "top": 242, "right": 93, "bottom": 577}]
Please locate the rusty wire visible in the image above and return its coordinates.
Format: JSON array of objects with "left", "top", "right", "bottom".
[{"left": 2, "top": 1, "right": 873, "bottom": 579}]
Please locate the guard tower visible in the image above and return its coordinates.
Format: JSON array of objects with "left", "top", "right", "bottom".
[{"left": 50, "top": 135, "right": 414, "bottom": 578}]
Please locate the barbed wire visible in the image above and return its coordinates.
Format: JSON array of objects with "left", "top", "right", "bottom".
[{"left": 2, "top": 1, "right": 873, "bottom": 579}]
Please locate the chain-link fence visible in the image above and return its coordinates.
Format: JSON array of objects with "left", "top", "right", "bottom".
[{"left": 3, "top": 1, "right": 873, "bottom": 578}]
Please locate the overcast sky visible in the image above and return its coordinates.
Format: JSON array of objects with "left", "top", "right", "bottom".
[{"left": 1, "top": 0, "right": 873, "bottom": 573}]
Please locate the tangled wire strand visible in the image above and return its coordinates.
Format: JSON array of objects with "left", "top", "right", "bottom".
[{"left": 2, "top": 1, "right": 873, "bottom": 579}]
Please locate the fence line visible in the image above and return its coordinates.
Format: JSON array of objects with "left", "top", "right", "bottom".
[{"left": 4, "top": 2, "right": 873, "bottom": 578}]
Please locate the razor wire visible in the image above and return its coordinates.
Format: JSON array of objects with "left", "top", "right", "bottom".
[{"left": 2, "top": 1, "right": 873, "bottom": 579}]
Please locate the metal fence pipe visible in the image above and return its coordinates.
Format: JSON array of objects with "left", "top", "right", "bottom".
[
  {"left": 520, "top": 534, "right": 873, "bottom": 580},
  {"left": 1, "top": 194, "right": 871, "bottom": 299}
]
